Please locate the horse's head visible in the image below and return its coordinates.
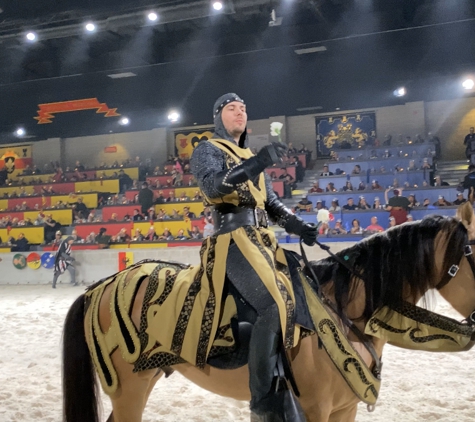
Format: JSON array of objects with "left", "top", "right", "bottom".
[{"left": 437, "top": 202, "right": 475, "bottom": 325}]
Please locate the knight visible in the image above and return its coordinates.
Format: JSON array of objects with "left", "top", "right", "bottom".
[{"left": 190, "top": 93, "right": 317, "bottom": 421}]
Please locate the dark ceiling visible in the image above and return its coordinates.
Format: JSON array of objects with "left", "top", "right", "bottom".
[{"left": 0, "top": 0, "right": 475, "bottom": 142}]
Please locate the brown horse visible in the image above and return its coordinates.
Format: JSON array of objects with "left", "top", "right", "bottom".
[{"left": 62, "top": 202, "right": 475, "bottom": 422}]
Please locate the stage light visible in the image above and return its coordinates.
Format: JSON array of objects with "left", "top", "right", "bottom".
[
  {"left": 119, "top": 117, "right": 130, "bottom": 126},
  {"left": 168, "top": 111, "right": 180, "bottom": 123},
  {"left": 462, "top": 79, "right": 474, "bottom": 90},
  {"left": 26, "top": 32, "right": 37, "bottom": 42},
  {"left": 85, "top": 22, "right": 96, "bottom": 32},
  {"left": 15, "top": 128, "right": 25, "bottom": 137},
  {"left": 213, "top": 1, "right": 223, "bottom": 11},
  {"left": 147, "top": 12, "right": 158, "bottom": 22},
  {"left": 393, "top": 87, "right": 406, "bottom": 97}
]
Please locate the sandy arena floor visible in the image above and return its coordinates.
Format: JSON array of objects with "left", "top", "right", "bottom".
[{"left": 0, "top": 284, "right": 474, "bottom": 422}]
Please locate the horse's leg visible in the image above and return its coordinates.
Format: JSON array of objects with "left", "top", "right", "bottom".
[
  {"left": 328, "top": 405, "right": 357, "bottom": 422},
  {"left": 106, "top": 350, "right": 158, "bottom": 422}
]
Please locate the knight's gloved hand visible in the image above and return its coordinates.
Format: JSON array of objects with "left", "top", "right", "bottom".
[
  {"left": 255, "top": 143, "right": 287, "bottom": 168},
  {"left": 285, "top": 216, "right": 318, "bottom": 246}
]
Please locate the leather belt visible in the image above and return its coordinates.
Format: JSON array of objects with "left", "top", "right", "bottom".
[{"left": 213, "top": 206, "right": 269, "bottom": 235}]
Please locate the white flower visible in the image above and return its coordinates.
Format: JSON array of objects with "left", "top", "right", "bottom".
[
  {"left": 270, "top": 122, "right": 283, "bottom": 137},
  {"left": 316, "top": 209, "right": 330, "bottom": 223}
]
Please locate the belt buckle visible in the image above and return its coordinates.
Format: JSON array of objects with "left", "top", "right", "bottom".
[{"left": 254, "top": 208, "right": 260, "bottom": 229}]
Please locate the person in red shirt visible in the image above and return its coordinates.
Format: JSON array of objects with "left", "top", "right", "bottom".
[{"left": 365, "top": 216, "right": 384, "bottom": 234}]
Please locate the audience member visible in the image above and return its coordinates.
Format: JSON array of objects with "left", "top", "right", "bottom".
[
  {"left": 407, "top": 194, "right": 420, "bottom": 209},
  {"left": 385, "top": 188, "right": 410, "bottom": 225},
  {"left": 159, "top": 228, "right": 174, "bottom": 241},
  {"left": 373, "top": 197, "right": 384, "bottom": 209},
  {"left": 388, "top": 216, "right": 397, "bottom": 228},
  {"left": 71, "top": 229, "right": 82, "bottom": 242},
  {"left": 203, "top": 217, "right": 215, "bottom": 238},
  {"left": 352, "top": 165, "right": 361, "bottom": 175},
  {"left": 315, "top": 200, "right": 326, "bottom": 211},
  {"left": 188, "top": 226, "right": 203, "bottom": 239},
  {"left": 365, "top": 216, "right": 384, "bottom": 234},
  {"left": 328, "top": 199, "right": 340, "bottom": 212},
  {"left": 326, "top": 182, "right": 337, "bottom": 192},
  {"left": 343, "top": 198, "right": 357, "bottom": 211},
  {"left": 453, "top": 193, "right": 467, "bottom": 205},
  {"left": 357, "top": 196, "right": 370, "bottom": 210},
  {"left": 341, "top": 181, "right": 354, "bottom": 192},
  {"left": 44, "top": 214, "right": 60, "bottom": 243},
  {"left": 175, "top": 229, "right": 189, "bottom": 240},
  {"left": 183, "top": 206, "right": 196, "bottom": 219},
  {"left": 308, "top": 181, "right": 323, "bottom": 193},
  {"left": 462, "top": 165, "right": 475, "bottom": 192},
  {"left": 434, "top": 175, "right": 449, "bottom": 187},
  {"left": 350, "top": 219, "right": 363, "bottom": 234},
  {"left": 464, "top": 127, "right": 475, "bottom": 159},
  {"left": 433, "top": 195, "right": 452, "bottom": 206},
  {"left": 133, "top": 228, "right": 144, "bottom": 241},
  {"left": 318, "top": 222, "right": 329, "bottom": 235},
  {"left": 331, "top": 220, "right": 347, "bottom": 235},
  {"left": 320, "top": 165, "right": 333, "bottom": 177},
  {"left": 138, "top": 182, "right": 154, "bottom": 214},
  {"left": 9, "top": 233, "right": 30, "bottom": 251},
  {"left": 132, "top": 209, "right": 144, "bottom": 221},
  {"left": 297, "top": 196, "right": 313, "bottom": 212},
  {"left": 118, "top": 169, "right": 133, "bottom": 193}
]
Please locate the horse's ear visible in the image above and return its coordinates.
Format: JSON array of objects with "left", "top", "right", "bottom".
[{"left": 457, "top": 201, "right": 474, "bottom": 228}]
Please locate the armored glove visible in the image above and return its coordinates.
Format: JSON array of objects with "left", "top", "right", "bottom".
[
  {"left": 214, "top": 142, "right": 288, "bottom": 195},
  {"left": 284, "top": 215, "right": 318, "bottom": 246}
]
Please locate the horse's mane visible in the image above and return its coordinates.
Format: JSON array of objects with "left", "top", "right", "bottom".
[{"left": 307, "top": 215, "right": 469, "bottom": 321}]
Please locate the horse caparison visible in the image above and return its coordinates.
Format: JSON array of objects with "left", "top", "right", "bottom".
[{"left": 62, "top": 202, "right": 475, "bottom": 422}]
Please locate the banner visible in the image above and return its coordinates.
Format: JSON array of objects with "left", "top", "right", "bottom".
[
  {"left": 315, "top": 113, "right": 376, "bottom": 157},
  {"left": 0, "top": 144, "right": 33, "bottom": 177},
  {"left": 174, "top": 130, "right": 214, "bottom": 159}
]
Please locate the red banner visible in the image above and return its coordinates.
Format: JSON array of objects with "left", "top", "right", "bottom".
[{"left": 34, "top": 98, "right": 120, "bottom": 124}]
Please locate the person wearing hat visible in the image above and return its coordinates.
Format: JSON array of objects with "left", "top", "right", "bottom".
[
  {"left": 453, "top": 192, "right": 467, "bottom": 205},
  {"left": 331, "top": 219, "right": 347, "bottom": 235},
  {"left": 328, "top": 198, "right": 340, "bottom": 212},
  {"left": 388, "top": 216, "right": 397, "bottom": 228},
  {"left": 384, "top": 187, "right": 410, "bottom": 225},
  {"left": 52, "top": 236, "right": 76, "bottom": 288},
  {"left": 433, "top": 195, "right": 452, "bottom": 207},
  {"left": 373, "top": 197, "right": 384, "bottom": 210},
  {"left": 50, "top": 230, "right": 63, "bottom": 246},
  {"left": 190, "top": 93, "right": 316, "bottom": 420},
  {"left": 357, "top": 196, "right": 370, "bottom": 210}
]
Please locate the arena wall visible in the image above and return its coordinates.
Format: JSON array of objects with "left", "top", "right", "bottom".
[{"left": 0, "top": 243, "right": 354, "bottom": 285}]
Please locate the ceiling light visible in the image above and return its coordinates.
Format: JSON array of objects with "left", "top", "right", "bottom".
[
  {"left": 85, "top": 22, "right": 96, "bottom": 32},
  {"left": 294, "top": 46, "right": 327, "bottom": 55},
  {"left": 213, "top": 2, "right": 223, "bottom": 11},
  {"left": 147, "top": 12, "right": 158, "bottom": 22},
  {"left": 462, "top": 79, "right": 474, "bottom": 90},
  {"left": 26, "top": 32, "right": 37, "bottom": 42},
  {"left": 15, "top": 128, "right": 25, "bottom": 137},
  {"left": 168, "top": 111, "right": 180, "bottom": 123},
  {"left": 107, "top": 72, "right": 137, "bottom": 79},
  {"left": 119, "top": 117, "right": 130, "bottom": 126},
  {"left": 393, "top": 87, "right": 406, "bottom": 97}
]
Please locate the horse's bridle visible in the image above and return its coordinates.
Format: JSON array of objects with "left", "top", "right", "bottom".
[{"left": 435, "top": 239, "right": 475, "bottom": 327}]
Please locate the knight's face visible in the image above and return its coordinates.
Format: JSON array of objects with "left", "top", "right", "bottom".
[{"left": 221, "top": 102, "right": 247, "bottom": 138}]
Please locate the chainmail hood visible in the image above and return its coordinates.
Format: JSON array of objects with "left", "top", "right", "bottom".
[{"left": 212, "top": 93, "right": 249, "bottom": 148}]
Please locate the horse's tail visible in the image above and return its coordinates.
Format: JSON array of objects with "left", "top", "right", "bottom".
[{"left": 62, "top": 294, "right": 100, "bottom": 422}]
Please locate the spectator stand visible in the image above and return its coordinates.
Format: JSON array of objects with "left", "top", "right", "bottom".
[
  {"left": 101, "top": 202, "right": 204, "bottom": 221},
  {"left": 0, "top": 226, "right": 44, "bottom": 244},
  {"left": 328, "top": 142, "right": 435, "bottom": 161},
  {"left": 327, "top": 157, "right": 432, "bottom": 174}
]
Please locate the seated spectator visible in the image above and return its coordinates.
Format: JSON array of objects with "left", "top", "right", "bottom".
[
  {"left": 326, "top": 182, "right": 337, "bottom": 193},
  {"left": 85, "top": 232, "right": 96, "bottom": 243},
  {"left": 153, "top": 166, "right": 164, "bottom": 176},
  {"left": 315, "top": 200, "right": 326, "bottom": 211},
  {"left": 350, "top": 219, "right": 363, "bottom": 234},
  {"left": 159, "top": 228, "right": 174, "bottom": 241},
  {"left": 365, "top": 216, "right": 384, "bottom": 234},
  {"left": 179, "top": 192, "right": 190, "bottom": 202},
  {"left": 434, "top": 175, "right": 449, "bottom": 187},
  {"left": 407, "top": 215, "right": 414, "bottom": 222},
  {"left": 308, "top": 181, "right": 323, "bottom": 194},
  {"left": 388, "top": 216, "right": 397, "bottom": 228},
  {"left": 183, "top": 206, "right": 196, "bottom": 219},
  {"left": 147, "top": 207, "right": 157, "bottom": 220},
  {"left": 34, "top": 213, "right": 45, "bottom": 226},
  {"left": 297, "top": 196, "right": 313, "bottom": 212},
  {"left": 269, "top": 171, "right": 278, "bottom": 181},
  {"left": 167, "top": 191, "right": 177, "bottom": 202},
  {"left": 171, "top": 209, "right": 181, "bottom": 219},
  {"left": 341, "top": 181, "right": 354, "bottom": 192},
  {"left": 201, "top": 206, "right": 212, "bottom": 219},
  {"left": 133, "top": 228, "right": 144, "bottom": 241},
  {"left": 328, "top": 199, "right": 340, "bottom": 212},
  {"left": 87, "top": 210, "right": 96, "bottom": 222},
  {"left": 74, "top": 197, "right": 89, "bottom": 219},
  {"left": 109, "top": 213, "right": 118, "bottom": 222},
  {"left": 155, "top": 191, "right": 166, "bottom": 204},
  {"left": 433, "top": 195, "right": 452, "bottom": 206},
  {"left": 75, "top": 160, "right": 85, "bottom": 171},
  {"left": 175, "top": 229, "right": 189, "bottom": 240},
  {"left": 453, "top": 192, "right": 467, "bottom": 205},
  {"left": 67, "top": 230, "right": 81, "bottom": 244},
  {"left": 9, "top": 233, "right": 30, "bottom": 251},
  {"left": 343, "top": 198, "right": 357, "bottom": 211},
  {"left": 320, "top": 165, "right": 334, "bottom": 177},
  {"left": 145, "top": 227, "right": 158, "bottom": 241},
  {"left": 193, "top": 190, "right": 202, "bottom": 201},
  {"left": 188, "top": 226, "right": 203, "bottom": 239},
  {"left": 373, "top": 197, "right": 384, "bottom": 210},
  {"left": 203, "top": 216, "right": 215, "bottom": 238},
  {"left": 155, "top": 209, "right": 168, "bottom": 220},
  {"left": 357, "top": 196, "right": 371, "bottom": 210},
  {"left": 51, "top": 230, "right": 62, "bottom": 246},
  {"left": 116, "top": 228, "right": 131, "bottom": 242},
  {"left": 407, "top": 160, "right": 417, "bottom": 171},
  {"left": 352, "top": 165, "right": 361, "bottom": 175},
  {"left": 132, "top": 209, "right": 144, "bottom": 221},
  {"left": 287, "top": 142, "right": 298, "bottom": 154},
  {"left": 357, "top": 182, "right": 366, "bottom": 191},
  {"left": 331, "top": 219, "right": 347, "bottom": 235},
  {"left": 407, "top": 194, "right": 420, "bottom": 209}
]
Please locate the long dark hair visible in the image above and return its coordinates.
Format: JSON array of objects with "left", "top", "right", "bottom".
[{"left": 307, "top": 215, "right": 469, "bottom": 321}]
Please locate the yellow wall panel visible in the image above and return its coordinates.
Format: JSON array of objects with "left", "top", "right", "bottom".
[{"left": 0, "top": 227, "right": 44, "bottom": 244}]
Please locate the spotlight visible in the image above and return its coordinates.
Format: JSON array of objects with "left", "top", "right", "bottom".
[
  {"left": 168, "top": 111, "right": 180, "bottom": 123},
  {"left": 119, "top": 117, "right": 130, "bottom": 126},
  {"left": 393, "top": 87, "right": 406, "bottom": 97},
  {"left": 462, "top": 79, "right": 474, "bottom": 90},
  {"left": 26, "top": 32, "right": 37, "bottom": 42},
  {"left": 85, "top": 22, "right": 96, "bottom": 32},
  {"left": 147, "top": 12, "right": 158, "bottom": 22},
  {"left": 212, "top": 1, "right": 223, "bottom": 11},
  {"left": 15, "top": 128, "right": 25, "bottom": 137}
]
